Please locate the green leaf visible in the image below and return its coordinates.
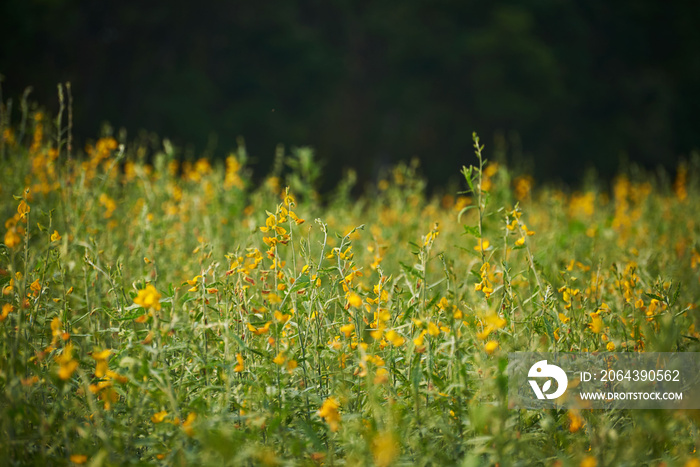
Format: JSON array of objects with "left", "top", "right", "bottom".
[
  {"left": 462, "top": 225, "right": 480, "bottom": 238},
  {"left": 399, "top": 261, "right": 421, "bottom": 279},
  {"left": 430, "top": 371, "right": 446, "bottom": 390},
  {"left": 671, "top": 282, "right": 681, "bottom": 307},
  {"left": 644, "top": 292, "right": 664, "bottom": 302},
  {"left": 541, "top": 315, "right": 555, "bottom": 343},
  {"left": 289, "top": 274, "right": 310, "bottom": 292},
  {"left": 461, "top": 166, "right": 475, "bottom": 193},
  {"left": 457, "top": 205, "right": 477, "bottom": 223},
  {"left": 399, "top": 303, "right": 418, "bottom": 324},
  {"left": 298, "top": 418, "right": 325, "bottom": 450},
  {"left": 391, "top": 367, "right": 409, "bottom": 385},
  {"left": 410, "top": 354, "right": 422, "bottom": 390}
]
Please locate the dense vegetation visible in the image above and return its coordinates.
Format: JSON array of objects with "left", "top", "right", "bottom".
[{"left": 1, "top": 108, "right": 700, "bottom": 465}]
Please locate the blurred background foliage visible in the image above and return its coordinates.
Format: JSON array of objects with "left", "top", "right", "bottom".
[{"left": 1, "top": 0, "right": 699, "bottom": 191}]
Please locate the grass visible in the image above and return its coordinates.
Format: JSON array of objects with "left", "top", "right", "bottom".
[{"left": 1, "top": 105, "right": 699, "bottom": 466}]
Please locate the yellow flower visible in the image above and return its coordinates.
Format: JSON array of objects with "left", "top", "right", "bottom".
[
  {"left": 474, "top": 239, "right": 490, "bottom": 251},
  {"left": 606, "top": 342, "right": 615, "bottom": 351},
  {"left": 2, "top": 278, "right": 13, "bottom": 295},
  {"left": 373, "top": 367, "right": 389, "bottom": 384},
  {"left": 182, "top": 412, "right": 197, "bottom": 436},
  {"left": 105, "top": 370, "right": 127, "bottom": 384},
  {"left": 267, "top": 293, "right": 282, "bottom": 304},
  {"left": 329, "top": 337, "right": 342, "bottom": 350},
  {"left": 318, "top": 396, "right": 341, "bottom": 432},
  {"left": 513, "top": 175, "right": 533, "bottom": 200},
  {"left": 18, "top": 200, "right": 30, "bottom": 219},
  {"left": 413, "top": 330, "right": 427, "bottom": 347},
  {"left": 91, "top": 349, "right": 111, "bottom": 378},
  {"left": 273, "top": 353, "right": 286, "bottom": 366},
  {"left": 484, "top": 340, "right": 499, "bottom": 355},
  {"left": 346, "top": 292, "right": 362, "bottom": 308},
  {"left": 151, "top": 410, "right": 168, "bottom": 423},
  {"left": 98, "top": 193, "right": 116, "bottom": 218},
  {"left": 55, "top": 342, "right": 78, "bottom": 380},
  {"left": 580, "top": 456, "right": 597, "bottom": 467},
  {"left": 424, "top": 229, "right": 439, "bottom": 247},
  {"left": 51, "top": 317, "right": 63, "bottom": 338},
  {"left": 372, "top": 431, "right": 399, "bottom": 467},
  {"left": 5, "top": 228, "right": 22, "bottom": 248},
  {"left": 224, "top": 155, "right": 244, "bottom": 190},
  {"left": 3, "top": 128, "right": 16, "bottom": 146},
  {"left": 370, "top": 327, "right": 383, "bottom": 340},
  {"left": 50, "top": 230, "right": 61, "bottom": 242},
  {"left": 187, "top": 276, "right": 202, "bottom": 292},
  {"left": 275, "top": 223, "right": 288, "bottom": 235},
  {"left": 92, "top": 349, "right": 111, "bottom": 360},
  {"left": 134, "top": 284, "right": 161, "bottom": 311},
  {"left": 58, "top": 360, "right": 79, "bottom": 380},
  {"left": 70, "top": 454, "right": 88, "bottom": 464},
  {"left": 274, "top": 310, "right": 291, "bottom": 323},
  {"left": 247, "top": 321, "right": 271, "bottom": 335},
  {"left": 186, "top": 275, "right": 202, "bottom": 286},
  {"left": 484, "top": 313, "right": 507, "bottom": 330},
  {"left": 588, "top": 313, "right": 603, "bottom": 334},
  {"left": 568, "top": 409, "right": 584, "bottom": 432},
  {"left": 234, "top": 353, "right": 244, "bottom": 372},
  {"left": 289, "top": 210, "right": 305, "bottom": 225},
  {"left": 94, "top": 360, "right": 108, "bottom": 379},
  {"left": 283, "top": 191, "right": 296, "bottom": 207},
  {"left": 568, "top": 192, "right": 596, "bottom": 218},
  {"left": 427, "top": 322, "right": 440, "bottom": 337},
  {"left": 436, "top": 297, "right": 449, "bottom": 310},
  {"left": 484, "top": 162, "right": 499, "bottom": 177},
  {"left": 0, "top": 303, "right": 13, "bottom": 321},
  {"left": 259, "top": 213, "right": 276, "bottom": 233},
  {"left": 340, "top": 323, "right": 355, "bottom": 338},
  {"left": 385, "top": 330, "right": 405, "bottom": 347}
]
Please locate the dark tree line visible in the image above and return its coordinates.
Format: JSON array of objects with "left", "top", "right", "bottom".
[{"left": 2, "top": 0, "right": 699, "bottom": 189}]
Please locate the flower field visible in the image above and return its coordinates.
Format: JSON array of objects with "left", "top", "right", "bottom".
[{"left": 1, "top": 110, "right": 700, "bottom": 466}]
